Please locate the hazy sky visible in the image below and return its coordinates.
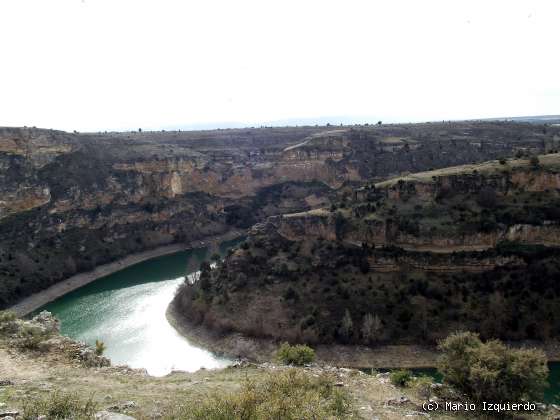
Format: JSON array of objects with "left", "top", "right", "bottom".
[{"left": 1, "top": 0, "right": 558, "bottom": 132}]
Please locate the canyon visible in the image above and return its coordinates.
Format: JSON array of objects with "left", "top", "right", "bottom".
[{"left": 1, "top": 121, "right": 558, "bottom": 309}]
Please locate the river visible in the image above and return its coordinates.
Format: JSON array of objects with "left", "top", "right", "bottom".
[{"left": 35, "top": 239, "right": 242, "bottom": 376}]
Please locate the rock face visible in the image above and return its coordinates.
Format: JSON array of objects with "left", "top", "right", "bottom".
[
  {"left": 31, "top": 311, "right": 60, "bottom": 335},
  {"left": 1, "top": 122, "right": 558, "bottom": 308},
  {"left": 275, "top": 154, "right": 560, "bottom": 252}
]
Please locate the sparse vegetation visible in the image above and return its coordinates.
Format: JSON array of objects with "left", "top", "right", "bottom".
[
  {"left": 171, "top": 369, "right": 353, "bottom": 420},
  {"left": 22, "top": 391, "right": 97, "bottom": 420}
]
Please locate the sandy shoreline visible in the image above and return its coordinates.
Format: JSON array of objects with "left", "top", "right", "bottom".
[{"left": 10, "top": 230, "right": 244, "bottom": 317}]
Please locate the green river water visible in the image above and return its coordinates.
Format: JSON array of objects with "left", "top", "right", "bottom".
[
  {"left": 35, "top": 239, "right": 560, "bottom": 402},
  {"left": 37, "top": 239, "right": 242, "bottom": 376}
]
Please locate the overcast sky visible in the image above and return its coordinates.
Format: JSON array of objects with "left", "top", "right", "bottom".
[{"left": 1, "top": 0, "right": 558, "bottom": 132}]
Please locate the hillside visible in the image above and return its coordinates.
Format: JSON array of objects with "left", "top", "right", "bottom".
[
  {"left": 171, "top": 153, "right": 560, "bottom": 348},
  {"left": 2, "top": 121, "right": 559, "bottom": 309}
]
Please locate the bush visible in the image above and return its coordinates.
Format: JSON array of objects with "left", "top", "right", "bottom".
[
  {"left": 438, "top": 331, "right": 548, "bottom": 404},
  {"left": 22, "top": 391, "right": 97, "bottom": 420},
  {"left": 0, "top": 310, "right": 16, "bottom": 323},
  {"left": 276, "top": 343, "right": 315, "bottom": 366},
  {"left": 95, "top": 339, "right": 106, "bottom": 356},
  {"left": 0, "top": 310, "right": 18, "bottom": 335},
  {"left": 15, "top": 324, "right": 50, "bottom": 351},
  {"left": 477, "top": 187, "right": 497, "bottom": 209},
  {"left": 413, "top": 375, "right": 433, "bottom": 399},
  {"left": 172, "top": 369, "right": 353, "bottom": 420},
  {"left": 390, "top": 369, "right": 413, "bottom": 387}
]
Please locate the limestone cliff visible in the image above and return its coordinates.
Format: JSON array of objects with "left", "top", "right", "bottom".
[
  {"left": 275, "top": 154, "right": 560, "bottom": 252},
  {"left": 1, "top": 122, "right": 558, "bottom": 307}
]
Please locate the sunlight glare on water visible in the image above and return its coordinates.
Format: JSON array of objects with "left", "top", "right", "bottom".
[{"left": 39, "top": 241, "right": 241, "bottom": 376}]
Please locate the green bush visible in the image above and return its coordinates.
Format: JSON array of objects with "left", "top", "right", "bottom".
[
  {"left": 95, "top": 339, "right": 106, "bottom": 356},
  {"left": 438, "top": 331, "right": 548, "bottom": 404},
  {"left": 390, "top": 369, "right": 413, "bottom": 387},
  {"left": 22, "top": 391, "right": 97, "bottom": 420},
  {"left": 276, "top": 343, "right": 315, "bottom": 366},
  {"left": 172, "top": 369, "right": 353, "bottom": 420}
]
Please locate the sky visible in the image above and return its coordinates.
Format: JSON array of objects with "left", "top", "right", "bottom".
[{"left": 0, "top": 0, "right": 558, "bottom": 132}]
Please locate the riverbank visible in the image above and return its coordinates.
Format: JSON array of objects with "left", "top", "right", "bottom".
[
  {"left": 167, "top": 302, "right": 441, "bottom": 368},
  {"left": 167, "top": 301, "right": 560, "bottom": 369},
  {"left": 10, "top": 230, "right": 245, "bottom": 317}
]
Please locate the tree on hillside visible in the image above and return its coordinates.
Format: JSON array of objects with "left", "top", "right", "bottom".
[
  {"left": 477, "top": 186, "right": 497, "bottom": 208},
  {"left": 361, "top": 313, "right": 383, "bottom": 344},
  {"left": 411, "top": 296, "right": 429, "bottom": 339},
  {"left": 199, "top": 261, "right": 212, "bottom": 292},
  {"left": 530, "top": 155, "right": 540, "bottom": 170},
  {"left": 339, "top": 309, "right": 353, "bottom": 343}
]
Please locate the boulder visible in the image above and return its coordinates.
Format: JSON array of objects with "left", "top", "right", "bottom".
[
  {"left": 79, "top": 348, "right": 110, "bottom": 368},
  {"left": 31, "top": 311, "right": 60, "bottom": 334}
]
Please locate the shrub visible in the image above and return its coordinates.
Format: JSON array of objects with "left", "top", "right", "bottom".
[
  {"left": 172, "top": 369, "right": 353, "bottom": 420},
  {"left": 0, "top": 310, "right": 18, "bottom": 335},
  {"left": 276, "top": 342, "right": 315, "bottom": 366},
  {"left": 0, "top": 310, "right": 16, "bottom": 323},
  {"left": 15, "top": 324, "right": 50, "bottom": 351},
  {"left": 95, "top": 339, "right": 106, "bottom": 356},
  {"left": 413, "top": 375, "right": 433, "bottom": 399},
  {"left": 390, "top": 369, "right": 413, "bottom": 387},
  {"left": 22, "top": 391, "right": 97, "bottom": 420},
  {"left": 438, "top": 331, "right": 548, "bottom": 404}
]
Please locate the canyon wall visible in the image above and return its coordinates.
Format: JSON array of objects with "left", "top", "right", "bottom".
[{"left": 1, "top": 122, "right": 557, "bottom": 307}]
